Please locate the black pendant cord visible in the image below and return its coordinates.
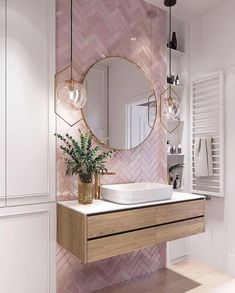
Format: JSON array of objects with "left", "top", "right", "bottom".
[
  {"left": 169, "top": 5, "right": 172, "bottom": 97},
  {"left": 70, "top": 0, "right": 73, "bottom": 79},
  {"left": 169, "top": 5, "right": 171, "bottom": 78}
]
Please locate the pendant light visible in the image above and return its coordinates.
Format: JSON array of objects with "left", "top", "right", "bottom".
[
  {"left": 160, "top": 0, "right": 181, "bottom": 133},
  {"left": 56, "top": 0, "right": 87, "bottom": 112}
]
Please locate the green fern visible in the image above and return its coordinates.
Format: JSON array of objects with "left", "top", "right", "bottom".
[{"left": 55, "top": 130, "right": 115, "bottom": 183}]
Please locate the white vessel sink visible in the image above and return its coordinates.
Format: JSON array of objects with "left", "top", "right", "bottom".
[{"left": 101, "top": 182, "right": 173, "bottom": 205}]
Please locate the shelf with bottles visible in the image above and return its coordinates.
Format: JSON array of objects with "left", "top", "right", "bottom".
[
  {"left": 167, "top": 47, "right": 185, "bottom": 59},
  {"left": 167, "top": 82, "right": 184, "bottom": 89},
  {"left": 167, "top": 153, "right": 184, "bottom": 157},
  {"left": 167, "top": 118, "right": 184, "bottom": 190},
  {"left": 166, "top": 122, "right": 184, "bottom": 156},
  {"left": 174, "top": 186, "right": 185, "bottom": 192},
  {"left": 166, "top": 72, "right": 184, "bottom": 86},
  {"left": 166, "top": 31, "right": 185, "bottom": 89},
  {"left": 169, "top": 174, "right": 183, "bottom": 190},
  {"left": 167, "top": 74, "right": 184, "bottom": 88},
  {"left": 166, "top": 30, "right": 185, "bottom": 58}
]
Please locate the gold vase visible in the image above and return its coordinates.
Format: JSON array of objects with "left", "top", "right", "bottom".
[{"left": 78, "top": 181, "right": 93, "bottom": 205}]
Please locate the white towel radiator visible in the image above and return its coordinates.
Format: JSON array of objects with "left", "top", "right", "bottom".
[{"left": 190, "top": 71, "right": 224, "bottom": 197}]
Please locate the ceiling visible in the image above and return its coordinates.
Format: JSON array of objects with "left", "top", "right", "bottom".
[{"left": 145, "top": 0, "right": 228, "bottom": 21}]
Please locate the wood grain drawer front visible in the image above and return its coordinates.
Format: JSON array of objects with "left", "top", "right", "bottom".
[
  {"left": 87, "top": 228, "right": 156, "bottom": 262},
  {"left": 87, "top": 207, "right": 155, "bottom": 239},
  {"left": 156, "top": 200, "right": 205, "bottom": 225},
  {"left": 156, "top": 217, "right": 205, "bottom": 244}
]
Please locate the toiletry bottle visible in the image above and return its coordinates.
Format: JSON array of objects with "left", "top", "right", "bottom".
[
  {"left": 169, "top": 176, "right": 174, "bottom": 186},
  {"left": 174, "top": 175, "right": 181, "bottom": 189},
  {"left": 167, "top": 75, "right": 174, "bottom": 84},
  {"left": 167, "top": 140, "right": 171, "bottom": 154},
  {"left": 172, "top": 144, "right": 176, "bottom": 154},
  {"left": 177, "top": 144, "right": 182, "bottom": 154},
  {"left": 171, "top": 32, "right": 177, "bottom": 50},
  {"left": 170, "top": 75, "right": 175, "bottom": 84},
  {"left": 175, "top": 75, "right": 180, "bottom": 86}
]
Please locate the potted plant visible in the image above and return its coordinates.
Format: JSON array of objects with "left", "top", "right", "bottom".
[{"left": 56, "top": 130, "right": 115, "bottom": 204}]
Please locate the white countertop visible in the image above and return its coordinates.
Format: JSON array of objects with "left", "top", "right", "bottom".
[{"left": 57, "top": 192, "right": 204, "bottom": 215}]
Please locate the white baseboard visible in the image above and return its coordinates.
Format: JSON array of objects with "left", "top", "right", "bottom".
[{"left": 170, "top": 255, "right": 188, "bottom": 265}]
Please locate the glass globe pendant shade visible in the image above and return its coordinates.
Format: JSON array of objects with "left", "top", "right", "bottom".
[
  {"left": 56, "top": 79, "right": 87, "bottom": 109},
  {"left": 161, "top": 96, "right": 180, "bottom": 120},
  {"left": 160, "top": 86, "right": 181, "bottom": 133}
]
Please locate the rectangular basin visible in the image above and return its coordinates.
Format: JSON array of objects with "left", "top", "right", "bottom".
[{"left": 101, "top": 182, "right": 173, "bottom": 205}]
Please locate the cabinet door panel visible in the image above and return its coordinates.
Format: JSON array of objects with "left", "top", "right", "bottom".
[
  {"left": 156, "top": 217, "right": 205, "bottom": 244},
  {"left": 156, "top": 200, "right": 205, "bottom": 225},
  {"left": 0, "top": 203, "right": 56, "bottom": 293},
  {"left": 88, "top": 207, "right": 156, "bottom": 238},
  {"left": 0, "top": 0, "right": 5, "bottom": 207},
  {"left": 6, "top": 0, "right": 55, "bottom": 205},
  {"left": 87, "top": 228, "right": 156, "bottom": 262}
]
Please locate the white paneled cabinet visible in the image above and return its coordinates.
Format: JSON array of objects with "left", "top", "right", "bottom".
[
  {"left": 0, "top": 203, "right": 56, "bottom": 293},
  {"left": 6, "top": 0, "right": 55, "bottom": 206},
  {"left": 0, "top": 0, "right": 5, "bottom": 207},
  {"left": 0, "top": 0, "right": 56, "bottom": 292}
]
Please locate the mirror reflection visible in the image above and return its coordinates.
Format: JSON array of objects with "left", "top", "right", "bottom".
[{"left": 83, "top": 57, "right": 156, "bottom": 150}]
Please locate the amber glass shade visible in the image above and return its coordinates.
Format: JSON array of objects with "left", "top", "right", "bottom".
[
  {"left": 56, "top": 79, "right": 87, "bottom": 109},
  {"left": 161, "top": 96, "right": 180, "bottom": 120},
  {"left": 160, "top": 86, "right": 181, "bottom": 133}
]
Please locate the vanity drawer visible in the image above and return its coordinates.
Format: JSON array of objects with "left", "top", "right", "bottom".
[
  {"left": 155, "top": 199, "right": 205, "bottom": 225},
  {"left": 87, "top": 227, "right": 156, "bottom": 262},
  {"left": 156, "top": 217, "right": 205, "bottom": 244},
  {"left": 87, "top": 207, "right": 155, "bottom": 238}
]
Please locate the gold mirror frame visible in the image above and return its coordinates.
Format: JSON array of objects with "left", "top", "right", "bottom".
[{"left": 81, "top": 56, "right": 158, "bottom": 151}]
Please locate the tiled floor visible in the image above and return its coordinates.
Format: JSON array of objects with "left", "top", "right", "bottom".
[
  {"left": 95, "top": 260, "right": 235, "bottom": 293},
  {"left": 95, "top": 268, "right": 200, "bottom": 293},
  {"left": 171, "top": 260, "right": 235, "bottom": 292}
]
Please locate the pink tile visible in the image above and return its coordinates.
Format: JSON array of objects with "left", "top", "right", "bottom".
[{"left": 56, "top": 0, "right": 167, "bottom": 292}]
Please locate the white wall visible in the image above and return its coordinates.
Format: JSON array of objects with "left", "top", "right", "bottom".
[
  {"left": 0, "top": 0, "right": 5, "bottom": 207},
  {"left": 226, "top": 66, "right": 235, "bottom": 275},
  {"left": 188, "top": 0, "right": 235, "bottom": 274}
]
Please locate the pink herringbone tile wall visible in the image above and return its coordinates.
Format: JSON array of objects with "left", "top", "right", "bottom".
[{"left": 56, "top": 0, "right": 167, "bottom": 292}]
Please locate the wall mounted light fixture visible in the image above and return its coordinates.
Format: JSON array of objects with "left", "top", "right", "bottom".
[
  {"left": 55, "top": 0, "right": 87, "bottom": 126},
  {"left": 160, "top": 0, "right": 181, "bottom": 133}
]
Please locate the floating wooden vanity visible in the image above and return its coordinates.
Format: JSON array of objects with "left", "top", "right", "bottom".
[{"left": 57, "top": 193, "right": 205, "bottom": 263}]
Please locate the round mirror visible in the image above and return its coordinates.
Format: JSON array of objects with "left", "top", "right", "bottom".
[{"left": 82, "top": 57, "right": 156, "bottom": 150}]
